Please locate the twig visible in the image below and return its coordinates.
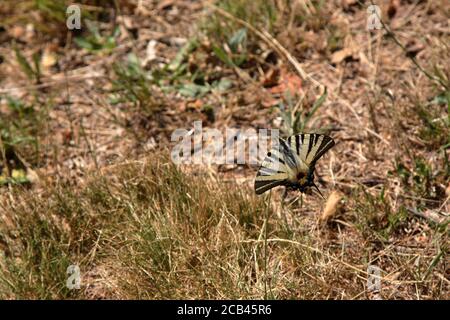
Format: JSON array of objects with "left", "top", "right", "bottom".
[{"left": 408, "top": 208, "right": 448, "bottom": 225}]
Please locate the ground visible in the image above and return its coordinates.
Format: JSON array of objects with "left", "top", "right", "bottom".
[{"left": 0, "top": 0, "right": 448, "bottom": 299}]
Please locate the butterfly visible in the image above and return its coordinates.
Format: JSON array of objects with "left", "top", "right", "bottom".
[{"left": 254, "top": 133, "right": 335, "bottom": 197}]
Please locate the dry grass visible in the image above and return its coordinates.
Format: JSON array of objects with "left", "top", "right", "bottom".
[
  {"left": 1, "top": 154, "right": 446, "bottom": 299},
  {"left": 0, "top": 0, "right": 449, "bottom": 299}
]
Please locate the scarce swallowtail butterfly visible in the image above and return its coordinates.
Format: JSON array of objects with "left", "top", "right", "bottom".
[{"left": 254, "top": 133, "right": 335, "bottom": 196}]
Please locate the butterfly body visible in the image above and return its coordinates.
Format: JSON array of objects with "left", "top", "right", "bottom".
[
  {"left": 284, "top": 170, "right": 315, "bottom": 192},
  {"left": 255, "top": 133, "right": 335, "bottom": 196}
]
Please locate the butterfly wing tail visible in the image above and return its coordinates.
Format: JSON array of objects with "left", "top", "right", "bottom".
[
  {"left": 254, "top": 178, "right": 285, "bottom": 195},
  {"left": 311, "top": 182, "right": 324, "bottom": 199}
]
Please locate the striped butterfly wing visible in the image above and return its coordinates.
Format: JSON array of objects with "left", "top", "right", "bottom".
[
  {"left": 287, "top": 133, "right": 335, "bottom": 168},
  {"left": 254, "top": 138, "right": 299, "bottom": 195}
]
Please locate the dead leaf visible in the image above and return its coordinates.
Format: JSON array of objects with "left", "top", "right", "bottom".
[
  {"left": 191, "top": 99, "right": 203, "bottom": 110},
  {"left": 385, "top": 271, "right": 401, "bottom": 282},
  {"left": 320, "top": 191, "right": 343, "bottom": 223},
  {"left": 41, "top": 47, "right": 58, "bottom": 71},
  {"left": 269, "top": 69, "right": 302, "bottom": 95},
  {"left": 26, "top": 167, "right": 40, "bottom": 184},
  {"left": 330, "top": 48, "right": 353, "bottom": 64}
]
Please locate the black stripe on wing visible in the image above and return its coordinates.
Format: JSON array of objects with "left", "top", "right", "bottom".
[
  {"left": 306, "top": 135, "right": 314, "bottom": 159},
  {"left": 266, "top": 151, "right": 286, "bottom": 166},
  {"left": 289, "top": 133, "right": 335, "bottom": 165},
  {"left": 295, "top": 135, "right": 300, "bottom": 155},
  {"left": 277, "top": 138, "right": 298, "bottom": 170},
  {"left": 255, "top": 179, "right": 285, "bottom": 195},
  {"left": 310, "top": 135, "right": 335, "bottom": 165},
  {"left": 257, "top": 167, "right": 287, "bottom": 176}
]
